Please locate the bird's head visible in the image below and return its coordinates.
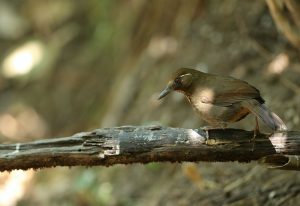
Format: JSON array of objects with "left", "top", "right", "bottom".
[{"left": 158, "top": 68, "right": 198, "bottom": 99}]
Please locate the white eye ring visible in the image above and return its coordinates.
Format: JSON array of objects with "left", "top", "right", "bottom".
[
  {"left": 178, "top": 73, "right": 192, "bottom": 86},
  {"left": 179, "top": 73, "right": 191, "bottom": 78}
]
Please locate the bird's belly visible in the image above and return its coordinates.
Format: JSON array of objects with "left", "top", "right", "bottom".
[{"left": 189, "top": 99, "right": 249, "bottom": 126}]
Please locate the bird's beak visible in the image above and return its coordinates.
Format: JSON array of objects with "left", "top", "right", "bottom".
[{"left": 158, "top": 83, "right": 173, "bottom": 100}]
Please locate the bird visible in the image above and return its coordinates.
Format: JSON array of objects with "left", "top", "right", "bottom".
[{"left": 158, "top": 68, "right": 287, "bottom": 134}]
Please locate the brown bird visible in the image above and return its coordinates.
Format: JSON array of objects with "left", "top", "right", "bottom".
[{"left": 158, "top": 68, "right": 287, "bottom": 133}]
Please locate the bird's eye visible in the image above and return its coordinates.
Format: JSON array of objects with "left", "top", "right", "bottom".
[{"left": 174, "top": 77, "right": 181, "bottom": 85}]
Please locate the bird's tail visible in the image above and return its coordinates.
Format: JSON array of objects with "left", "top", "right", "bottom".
[{"left": 241, "top": 99, "right": 287, "bottom": 131}]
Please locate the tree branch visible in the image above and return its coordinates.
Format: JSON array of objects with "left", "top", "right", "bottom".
[{"left": 0, "top": 126, "right": 299, "bottom": 172}]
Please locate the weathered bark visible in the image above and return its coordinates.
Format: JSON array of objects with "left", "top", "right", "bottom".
[{"left": 0, "top": 125, "right": 299, "bottom": 172}]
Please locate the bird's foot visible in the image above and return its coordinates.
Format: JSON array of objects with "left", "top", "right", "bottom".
[
  {"left": 201, "top": 126, "right": 214, "bottom": 140},
  {"left": 251, "top": 117, "right": 260, "bottom": 142}
]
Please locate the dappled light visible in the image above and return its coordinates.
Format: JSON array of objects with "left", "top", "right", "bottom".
[
  {"left": 267, "top": 53, "right": 289, "bottom": 75},
  {"left": 187, "top": 129, "right": 204, "bottom": 144},
  {"left": 2, "top": 41, "right": 45, "bottom": 78},
  {"left": 147, "top": 36, "right": 178, "bottom": 58},
  {"left": 269, "top": 132, "right": 288, "bottom": 153},
  {"left": 0, "top": 106, "right": 47, "bottom": 140},
  {"left": 0, "top": 171, "right": 34, "bottom": 206},
  {"left": 0, "top": 114, "right": 18, "bottom": 139},
  {"left": 194, "top": 88, "right": 215, "bottom": 112}
]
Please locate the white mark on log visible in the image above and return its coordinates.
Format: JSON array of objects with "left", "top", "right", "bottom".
[
  {"left": 98, "top": 153, "right": 105, "bottom": 158},
  {"left": 98, "top": 139, "right": 120, "bottom": 158},
  {"left": 115, "top": 144, "right": 120, "bottom": 155},
  {"left": 108, "top": 139, "right": 120, "bottom": 155},
  {"left": 269, "top": 132, "right": 287, "bottom": 153},
  {"left": 8, "top": 143, "right": 21, "bottom": 156},
  {"left": 186, "top": 129, "right": 205, "bottom": 144},
  {"left": 147, "top": 132, "right": 155, "bottom": 141},
  {"left": 14, "top": 143, "right": 20, "bottom": 153},
  {"left": 73, "top": 132, "right": 91, "bottom": 138}
]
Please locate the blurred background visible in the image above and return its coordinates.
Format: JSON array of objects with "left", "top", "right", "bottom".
[{"left": 0, "top": 0, "right": 300, "bottom": 205}]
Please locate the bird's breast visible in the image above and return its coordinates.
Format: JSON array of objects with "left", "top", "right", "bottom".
[
  {"left": 186, "top": 95, "right": 249, "bottom": 125},
  {"left": 187, "top": 96, "right": 218, "bottom": 123}
]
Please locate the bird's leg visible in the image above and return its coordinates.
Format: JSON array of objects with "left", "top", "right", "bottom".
[
  {"left": 251, "top": 117, "right": 260, "bottom": 142},
  {"left": 201, "top": 126, "right": 212, "bottom": 140},
  {"left": 202, "top": 123, "right": 227, "bottom": 141}
]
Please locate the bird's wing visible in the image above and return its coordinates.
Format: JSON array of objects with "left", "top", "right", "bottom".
[{"left": 199, "top": 77, "right": 263, "bottom": 106}]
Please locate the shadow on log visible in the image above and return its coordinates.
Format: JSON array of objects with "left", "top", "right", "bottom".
[{"left": 0, "top": 125, "right": 299, "bottom": 171}]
